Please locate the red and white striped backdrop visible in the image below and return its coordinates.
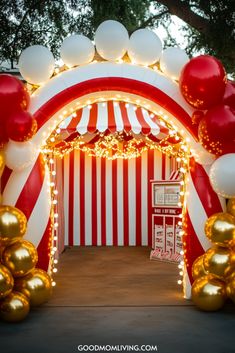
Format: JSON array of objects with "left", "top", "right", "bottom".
[{"left": 55, "top": 149, "right": 178, "bottom": 247}]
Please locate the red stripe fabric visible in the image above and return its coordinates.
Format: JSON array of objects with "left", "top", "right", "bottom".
[
  {"left": 101, "top": 158, "right": 106, "bottom": 246},
  {"left": 87, "top": 103, "right": 98, "bottom": 133},
  {"left": 119, "top": 102, "right": 132, "bottom": 133},
  {"left": 135, "top": 107, "right": 150, "bottom": 135},
  {"left": 147, "top": 149, "right": 154, "bottom": 246},
  {"left": 0, "top": 166, "right": 12, "bottom": 193},
  {"left": 36, "top": 216, "right": 52, "bottom": 271},
  {"left": 68, "top": 151, "right": 74, "bottom": 246},
  {"left": 136, "top": 156, "right": 142, "bottom": 245},
  {"left": 61, "top": 149, "right": 175, "bottom": 246},
  {"left": 66, "top": 108, "right": 83, "bottom": 131},
  {"left": 112, "top": 159, "right": 118, "bottom": 246},
  {"left": 189, "top": 158, "right": 223, "bottom": 217},
  {"left": 92, "top": 156, "right": 97, "bottom": 245},
  {"left": 15, "top": 154, "right": 45, "bottom": 220},
  {"left": 161, "top": 154, "right": 166, "bottom": 180},
  {"left": 107, "top": 101, "right": 117, "bottom": 133},
  {"left": 79, "top": 151, "right": 85, "bottom": 246},
  {"left": 123, "top": 158, "right": 129, "bottom": 245}
]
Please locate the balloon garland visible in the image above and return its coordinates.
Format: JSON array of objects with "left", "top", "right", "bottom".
[
  {"left": 0, "top": 205, "right": 52, "bottom": 322},
  {"left": 191, "top": 205, "right": 235, "bottom": 311},
  {"left": 0, "top": 75, "right": 52, "bottom": 322},
  {"left": 179, "top": 54, "right": 235, "bottom": 311},
  {"left": 0, "top": 19, "right": 234, "bottom": 317}
]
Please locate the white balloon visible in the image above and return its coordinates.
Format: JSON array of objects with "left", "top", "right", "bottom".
[
  {"left": 95, "top": 20, "right": 129, "bottom": 61},
  {"left": 128, "top": 29, "right": 162, "bottom": 66},
  {"left": 60, "top": 34, "right": 95, "bottom": 68},
  {"left": 209, "top": 154, "right": 235, "bottom": 198},
  {"left": 160, "top": 47, "right": 189, "bottom": 80},
  {"left": 5, "top": 140, "right": 38, "bottom": 171},
  {"left": 18, "top": 45, "right": 55, "bottom": 85}
]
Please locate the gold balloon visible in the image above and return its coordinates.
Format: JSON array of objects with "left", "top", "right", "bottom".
[
  {"left": 0, "top": 205, "right": 27, "bottom": 246},
  {"left": 0, "top": 264, "right": 14, "bottom": 299},
  {"left": 226, "top": 276, "right": 235, "bottom": 303},
  {"left": 204, "top": 212, "right": 235, "bottom": 247},
  {"left": 227, "top": 198, "right": 235, "bottom": 217},
  {"left": 192, "top": 255, "right": 207, "bottom": 280},
  {"left": 225, "top": 264, "right": 235, "bottom": 282},
  {"left": 0, "top": 291, "right": 30, "bottom": 322},
  {"left": 0, "top": 149, "right": 5, "bottom": 178},
  {"left": 2, "top": 240, "right": 38, "bottom": 277},
  {"left": 14, "top": 269, "right": 52, "bottom": 306},
  {"left": 203, "top": 246, "right": 235, "bottom": 279},
  {"left": 192, "top": 274, "right": 226, "bottom": 311}
]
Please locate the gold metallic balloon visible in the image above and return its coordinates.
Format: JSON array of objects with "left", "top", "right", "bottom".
[
  {"left": 0, "top": 291, "right": 30, "bottom": 322},
  {"left": 2, "top": 240, "right": 38, "bottom": 277},
  {"left": 14, "top": 269, "right": 52, "bottom": 306},
  {"left": 203, "top": 246, "right": 235, "bottom": 279},
  {"left": 204, "top": 212, "right": 235, "bottom": 248},
  {"left": 224, "top": 264, "right": 235, "bottom": 282},
  {"left": 226, "top": 276, "right": 235, "bottom": 304},
  {"left": 0, "top": 149, "right": 5, "bottom": 178},
  {"left": 192, "top": 255, "right": 207, "bottom": 280},
  {"left": 0, "top": 205, "right": 27, "bottom": 246},
  {"left": 227, "top": 198, "right": 235, "bottom": 217},
  {"left": 192, "top": 274, "right": 226, "bottom": 311},
  {"left": 0, "top": 264, "right": 14, "bottom": 299}
]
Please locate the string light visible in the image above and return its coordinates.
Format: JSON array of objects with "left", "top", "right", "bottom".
[
  {"left": 39, "top": 99, "right": 192, "bottom": 295},
  {"left": 42, "top": 153, "right": 60, "bottom": 285}
]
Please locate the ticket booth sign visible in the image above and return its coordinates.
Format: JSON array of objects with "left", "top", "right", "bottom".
[{"left": 150, "top": 180, "right": 183, "bottom": 263}]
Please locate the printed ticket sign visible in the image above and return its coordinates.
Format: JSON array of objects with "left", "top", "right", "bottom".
[{"left": 150, "top": 180, "right": 183, "bottom": 263}]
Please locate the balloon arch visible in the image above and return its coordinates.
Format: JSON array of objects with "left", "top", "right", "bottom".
[{"left": 0, "top": 20, "right": 235, "bottom": 321}]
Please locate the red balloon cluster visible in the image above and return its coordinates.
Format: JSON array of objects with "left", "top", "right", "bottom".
[
  {"left": 179, "top": 55, "right": 235, "bottom": 156},
  {"left": 0, "top": 74, "right": 37, "bottom": 145},
  {"left": 198, "top": 105, "right": 235, "bottom": 155}
]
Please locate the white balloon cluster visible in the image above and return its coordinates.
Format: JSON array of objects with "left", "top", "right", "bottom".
[
  {"left": 18, "top": 20, "right": 189, "bottom": 85},
  {"left": 209, "top": 154, "right": 235, "bottom": 198}
]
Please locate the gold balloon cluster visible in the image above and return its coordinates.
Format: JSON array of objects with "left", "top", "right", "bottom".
[
  {"left": 191, "top": 199, "right": 235, "bottom": 311},
  {"left": 0, "top": 205, "right": 52, "bottom": 322}
]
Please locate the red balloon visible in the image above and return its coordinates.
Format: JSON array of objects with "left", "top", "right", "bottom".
[
  {"left": 0, "top": 120, "right": 8, "bottom": 145},
  {"left": 198, "top": 104, "right": 235, "bottom": 155},
  {"left": 180, "top": 55, "right": 227, "bottom": 110},
  {"left": 6, "top": 110, "right": 37, "bottom": 142},
  {"left": 223, "top": 81, "right": 235, "bottom": 110},
  {"left": 0, "top": 74, "right": 30, "bottom": 123}
]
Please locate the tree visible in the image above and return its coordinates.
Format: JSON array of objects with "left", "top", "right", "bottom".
[
  {"left": 0, "top": 0, "right": 234, "bottom": 75},
  {"left": 146, "top": 1, "right": 235, "bottom": 75},
  {"left": 0, "top": 0, "right": 91, "bottom": 68}
]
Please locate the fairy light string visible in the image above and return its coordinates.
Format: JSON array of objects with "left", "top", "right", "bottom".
[{"left": 40, "top": 100, "right": 191, "bottom": 292}]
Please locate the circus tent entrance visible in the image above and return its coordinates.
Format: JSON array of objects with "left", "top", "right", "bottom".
[{"left": 44, "top": 100, "right": 183, "bottom": 251}]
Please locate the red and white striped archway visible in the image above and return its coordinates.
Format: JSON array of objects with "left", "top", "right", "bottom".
[{"left": 2, "top": 62, "right": 226, "bottom": 298}]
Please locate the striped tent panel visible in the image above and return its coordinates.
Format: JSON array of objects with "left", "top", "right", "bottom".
[
  {"left": 55, "top": 149, "right": 177, "bottom": 248},
  {"left": 59, "top": 101, "right": 169, "bottom": 139}
]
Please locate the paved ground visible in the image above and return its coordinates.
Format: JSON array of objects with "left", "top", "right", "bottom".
[{"left": 0, "top": 247, "right": 234, "bottom": 353}]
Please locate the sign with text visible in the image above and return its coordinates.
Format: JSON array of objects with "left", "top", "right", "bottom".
[{"left": 150, "top": 180, "right": 183, "bottom": 263}]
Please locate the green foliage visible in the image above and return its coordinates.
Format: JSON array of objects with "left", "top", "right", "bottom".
[{"left": 0, "top": 0, "right": 234, "bottom": 75}]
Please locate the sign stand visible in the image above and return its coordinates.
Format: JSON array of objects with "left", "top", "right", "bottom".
[{"left": 150, "top": 179, "right": 183, "bottom": 263}]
